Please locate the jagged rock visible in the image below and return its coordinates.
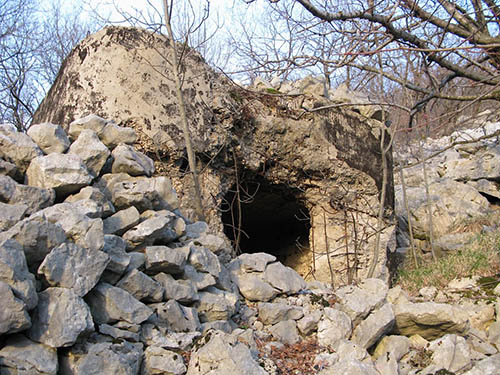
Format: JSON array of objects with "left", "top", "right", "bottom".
[
  {"left": 0, "top": 214, "right": 67, "bottom": 269},
  {"left": 65, "top": 186, "right": 115, "bottom": 217},
  {"left": 0, "top": 238, "right": 38, "bottom": 309},
  {"left": 268, "top": 320, "right": 300, "bottom": 345},
  {"left": 0, "top": 158, "right": 19, "bottom": 180},
  {"left": 36, "top": 203, "right": 103, "bottom": 252},
  {"left": 197, "top": 287, "right": 238, "bottom": 322},
  {"left": 152, "top": 300, "right": 201, "bottom": 332},
  {"left": 0, "top": 128, "right": 43, "bottom": 173},
  {"left": 27, "top": 122, "right": 70, "bottom": 154},
  {"left": 85, "top": 282, "right": 153, "bottom": 324},
  {"left": 201, "top": 320, "right": 236, "bottom": 334},
  {"left": 183, "top": 265, "right": 216, "bottom": 290},
  {"left": 317, "top": 308, "right": 352, "bottom": 348},
  {"left": 69, "top": 198, "right": 103, "bottom": 218},
  {"left": 101, "top": 235, "right": 131, "bottom": 275},
  {"left": 96, "top": 173, "right": 179, "bottom": 212},
  {"left": 392, "top": 302, "right": 470, "bottom": 340},
  {"left": 257, "top": 302, "right": 304, "bottom": 325},
  {"left": 230, "top": 273, "right": 278, "bottom": 302},
  {"left": 351, "top": 303, "right": 395, "bottom": 349},
  {"left": 187, "top": 331, "right": 267, "bottom": 375},
  {"left": 69, "top": 129, "right": 111, "bottom": 177},
  {"left": 100, "top": 122, "right": 137, "bottom": 149},
  {"left": 68, "top": 114, "right": 108, "bottom": 140},
  {"left": 26, "top": 153, "right": 93, "bottom": 196},
  {"left": 467, "top": 179, "right": 500, "bottom": 200},
  {"left": 28, "top": 287, "right": 94, "bottom": 348},
  {"left": 460, "top": 299, "right": 495, "bottom": 331},
  {"left": 103, "top": 206, "right": 140, "bottom": 235},
  {"left": 428, "top": 334, "right": 471, "bottom": 373},
  {"left": 318, "top": 358, "right": 379, "bottom": 375},
  {"left": 142, "top": 346, "right": 187, "bottom": 375},
  {"left": 442, "top": 145, "right": 500, "bottom": 181},
  {"left": 62, "top": 340, "right": 143, "bottom": 375},
  {"left": 116, "top": 269, "right": 164, "bottom": 302},
  {"left": 144, "top": 245, "right": 190, "bottom": 275},
  {"left": 230, "top": 252, "right": 277, "bottom": 273},
  {"left": 374, "top": 353, "right": 398, "bottom": 375},
  {"left": 335, "top": 278, "right": 388, "bottom": 326},
  {"left": 335, "top": 340, "right": 371, "bottom": 362},
  {"left": 373, "top": 335, "right": 411, "bottom": 361},
  {"left": 0, "top": 175, "right": 55, "bottom": 215},
  {"left": 188, "top": 243, "right": 221, "bottom": 277},
  {"left": 263, "top": 262, "right": 306, "bottom": 294},
  {"left": 297, "top": 310, "right": 322, "bottom": 335},
  {"left": 38, "top": 243, "right": 109, "bottom": 296},
  {"left": 141, "top": 324, "right": 200, "bottom": 350},
  {"left": 463, "top": 353, "right": 500, "bottom": 375},
  {"left": 0, "top": 281, "right": 31, "bottom": 334},
  {"left": 0, "top": 202, "right": 27, "bottom": 231},
  {"left": 154, "top": 272, "right": 199, "bottom": 303},
  {"left": 99, "top": 323, "right": 140, "bottom": 342},
  {"left": 468, "top": 327, "right": 497, "bottom": 356},
  {"left": 111, "top": 143, "right": 154, "bottom": 177},
  {"left": 0, "top": 334, "right": 58, "bottom": 375},
  {"left": 123, "top": 213, "right": 179, "bottom": 250}
]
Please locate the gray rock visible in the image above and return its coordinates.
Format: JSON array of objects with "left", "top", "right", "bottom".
[
  {"left": 152, "top": 300, "right": 201, "bottom": 332},
  {"left": 116, "top": 269, "right": 164, "bottom": 302},
  {"left": 70, "top": 198, "right": 103, "bottom": 218},
  {"left": 297, "top": 310, "right": 322, "bottom": 335},
  {"left": 69, "top": 129, "right": 111, "bottom": 177},
  {"left": 100, "top": 122, "right": 137, "bottom": 149},
  {"left": 317, "top": 308, "right": 352, "bottom": 348},
  {"left": 269, "top": 320, "right": 300, "bottom": 345},
  {"left": 140, "top": 324, "right": 200, "bottom": 350},
  {"left": 231, "top": 273, "right": 278, "bottom": 302},
  {"left": 429, "top": 334, "right": 471, "bottom": 373},
  {"left": 153, "top": 272, "right": 199, "bottom": 303},
  {"left": 0, "top": 334, "right": 58, "bottom": 375},
  {"left": 462, "top": 353, "right": 500, "bottom": 375},
  {"left": 263, "top": 262, "right": 306, "bottom": 294},
  {"left": 38, "top": 243, "right": 109, "bottom": 296},
  {"left": 65, "top": 186, "right": 115, "bottom": 217},
  {"left": 0, "top": 238, "right": 38, "bottom": 309},
  {"left": 231, "top": 252, "right": 276, "bottom": 273},
  {"left": 28, "top": 287, "right": 94, "bottom": 348},
  {"left": 188, "top": 243, "right": 221, "bottom": 277},
  {"left": 98, "top": 324, "right": 140, "bottom": 342},
  {"left": 393, "top": 302, "right": 470, "bottom": 340},
  {"left": 335, "top": 278, "right": 388, "bottom": 326},
  {"left": 335, "top": 339, "right": 370, "bottom": 362},
  {"left": 0, "top": 158, "right": 19, "bottom": 180},
  {"left": 0, "top": 175, "right": 55, "bottom": 215},
  {"left": 0, "top": 128, "right": 43, "bottom": 173},
  {"left": 351, "top": 303, "right": 395, "bottom": 349},
  {"left": 197, "top": 288, "right": 238, "bottom": 322},
  {"left": 0, "top": 202, "right": 27, "bottom": 231},
  {"left": 258, "top": 302, "right": 304, "bottom": 325},
  {"left": 187, "top": 331, "right": 267, "bottom": 375},
  {"left": 201, "top": 320, "right": 236, "bottom": 334},
  {"left": 142, "top": 346, "right": 187, "bottom": 375},
  {"left": 103, "top": 206, "right": 140, "bottom": 235},
  {"left": 373, "top": 335, "right": 411, "bottom": 361},
  {"left": 144, "top": 245, "right": 189, "bottom": 275},
  {"left": 68, "top": 114, "right": 108, "bottom": 140},
  {"left": 111, "top": 143, "right": 154, "bottom": 177},
  {"left": 0, "top": 281, "right": 31, "bottom": 334},
  {"left": 26, "top": 153, "right": 94, "bottom": 196},
  {"left": 96, "top": 173, "right": 179, "bottom": 212},
  {"left": 85, "top": 282, "right": 153, "bottom": 324},
  {"left": 102, "top": 235, "right": 131, "bottom": 274},
  {"left": 182, "top": 264, "right": 216, "bottom": 290},
  {"left": 27, "top": 122, "right": 70, "bottom": 154},
  {"left": 318, "top": 358, "right": 379, "bottom": 375},
  {"left": 123, "top": 213, "right": 178, "bottom": 250}
]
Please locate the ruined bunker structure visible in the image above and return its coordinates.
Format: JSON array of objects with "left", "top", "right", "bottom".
[{"left": 32, "top": 26, "right": 395, "bottom": 286}]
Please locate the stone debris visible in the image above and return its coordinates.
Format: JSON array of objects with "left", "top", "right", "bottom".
[{"left": 1, "top": 114, "right": 500, "bottom": 375}]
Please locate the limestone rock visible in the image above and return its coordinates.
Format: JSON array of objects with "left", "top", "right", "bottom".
[
  {"left": 188, "top": 243, "right": 221, "bottom": 278},
  {"left": 443, "top": 146, "right": 500, "bottom": 181},
  {"left": 318, "top": 358, "right": 379, "bottom": 375},
  {"left": 99, "top": 323, "right": 140, "bottom": 342},
  {"left": 257, "top": 302, "right": 304, "bottom": 325},
  {"left": 123, "top": 213, "right": 179, "bottom": 249},
  {"left": 38, "top": 242, "right": 109, "bottom": 296},
  {"left": 111, "top": 143, "right": 154, "bottom": 176},
  {"left": 0, "top": 175, "right": 55, "bottom": 215},
  {"left": 26, "top": 153, "right": 93, "bottom": 196},
  {"left": 0, "top": 128, "right": 43, "bottom": 173},
  {"left": 100, "top": 122, "right": 137, "bottom": 149},
  {"left": 197, "top": 288, "right": 238, "bottom": 322},
  {"left": 183, "top": 265, "right": 216, "bottom": 290},
  {"left": 231, "top": 252, "right": 277, "bottom": 273},
  {"left": 85, "top": 282, "right": 153, "bottom": 324},
  {"left": 429, "top": 334, "right": 471, "bottom": 373},
  {"left": 144, "top": 245, "right": 189, "bottom": 275},
  {"left": 69, "top": 129, "right": 111, "bottom": 177},
  {"left": 393, "top": 302, "right": 470, "bottom": 340},
  {"left": 68, "top": 114, "right": 108, "bottom": 140},
  {"left": 0, "top": 238, "right": 38, "bottom": 310},
  {"left": 0, "top": 202, "right": 27, "bottom": 231},
  {"left": 462, "top": 354, "right": 500, "bottom": 375},
  {"left": 297, "top": 310, "right": 322, "bottom": 335},
  {"left": 103, "top": 206, "right": 140, "bottom": 235},
  {"left": 317, "top": 308, "right": 352, "bottom": 348},
  {"left": 27, "top": 122, "right": 70, "bottom": 154},
  {"left": 263, "top": 262, "right": 306, "bottom": 295},
  {"left": 142, "top": 346, "right": 187, "bottom": 375},
  {"left": 268, "top": 320, "right": 300, "bottom": 345},
  {"left": 373, "top": 335, "right": 411, "bottom": 361},
  {"left": 351, "top": 303, "right": 395, "bottom": 349},
  {"left": 152, "top": 299, "right": 201, "bottom": 332},
  {"left": 101, "top": 235, "right": 131, "bottom": 275},
  {"left": 0, "top": 334, "right": 58, "bottom": 375},
  {"left": 116, "top": 269, "right": 164, "bottom": 302},
  {"left": 187, "top": 331, "right": 267, "bottom": 375},
  {"left": 154, "top": 272, "right": 199, "bottom": 303},
  {"left": 0, "top": 158, "right": 19, "bottom": 180},
  {"left": 0, "top": 281, "right": 31, "bottom": 335},
  {"left": 141, "top": 323, "right": 200, "bottom": 350},
  {"left": 231, "top": 273, "right": 278, "bottom": 302},
  {"left": 28, "top": 287, "right": 94, "bottom": 348},
  {"left": 65, "top": 186, "right": 115, "bottom": 217},
  {"left": 467, "top": 179, "right": 500, "bottom": 200}
]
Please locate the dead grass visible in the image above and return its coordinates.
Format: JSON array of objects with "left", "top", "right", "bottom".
[{"left": 395, "top": 229, "right": 500, "bottom": 295}]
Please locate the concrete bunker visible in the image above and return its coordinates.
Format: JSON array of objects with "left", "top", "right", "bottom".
[{"left": 221, "top": 176, "right": 311, "bottom": 270}]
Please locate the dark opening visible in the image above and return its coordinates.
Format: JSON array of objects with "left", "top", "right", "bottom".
[{"left": 221, "top": 179, "right": 311, "bottom": 263}]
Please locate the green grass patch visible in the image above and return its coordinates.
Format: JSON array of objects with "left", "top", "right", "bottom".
[{"left": 395, "top": 230, "right": 500, "bottom": 295}]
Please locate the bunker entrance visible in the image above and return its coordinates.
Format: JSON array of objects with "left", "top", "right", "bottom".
[{"left": 221, "top": 180, "right": 311, "bottom": 272}]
